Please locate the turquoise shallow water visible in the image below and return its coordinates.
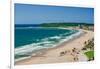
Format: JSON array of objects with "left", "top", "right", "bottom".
[{"left": 15, "top": 27, "right": 81, "bottom": 61}]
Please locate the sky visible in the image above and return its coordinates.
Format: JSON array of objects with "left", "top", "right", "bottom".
[{"left": 15, "top": 3, "right": 94, "bottom": 24}]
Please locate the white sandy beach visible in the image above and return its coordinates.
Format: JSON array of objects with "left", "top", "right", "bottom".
[{"left": 15, "top": 29, "right": 94, "bottom": 65}]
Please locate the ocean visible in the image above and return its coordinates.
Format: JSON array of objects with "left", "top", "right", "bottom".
[{"left": 15, "top": 25, "right": 83, "bottom": 61}]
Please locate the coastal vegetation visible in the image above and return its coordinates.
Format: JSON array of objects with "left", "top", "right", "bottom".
[
  {"left": 82, "top": 38, "right": 94, "bottom": 50},
  {"left": 82, "top": 38, "right": 94, "bottom": 61},
  {"left": 84, "top": 51, "right": 94, "bottom": 61},
  {"left": 15, "top": 22, "right": 94, "bottom": 31},
  {"left": 40, "top": 22, "right": 94, "bottom": 27},
  {"left": 40, "top": 22, "right": 94, "bottom": 31}
]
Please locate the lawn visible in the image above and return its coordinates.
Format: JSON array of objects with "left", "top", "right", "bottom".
[{"left": 84, "top": 51, "right": 94, "bottom": 60}]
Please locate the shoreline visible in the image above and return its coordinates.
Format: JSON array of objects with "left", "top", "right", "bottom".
[
  {"left": 15, "top": 28, "right": 83, "bottom": 62},
  {"left": 15, "top": 29, "right": 94, "bottom": 65},
  {"left": 15, "top": 28, "right": 82, "bottom": 62}
]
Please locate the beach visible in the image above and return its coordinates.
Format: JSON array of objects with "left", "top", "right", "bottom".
[{"left": 15, "top": 29, "right": 94, "bottom": 65}]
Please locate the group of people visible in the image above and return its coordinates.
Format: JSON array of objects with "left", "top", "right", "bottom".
[
  {"left": 71, "top": 48, "right": 80, "bottom": 61},
  {"left": 59, "top": 48, "right": 80, "bottom": 61}
]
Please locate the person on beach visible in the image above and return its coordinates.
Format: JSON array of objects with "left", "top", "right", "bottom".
[
  {"left": 70, "top": 48, "right": 79, "bottom": 61},
  {"left": 59, "top": 51, "right": 67, "bottom": 56}
]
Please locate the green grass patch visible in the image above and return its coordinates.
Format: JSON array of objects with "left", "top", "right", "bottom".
[{"left": 84, "top": 51, "right": 94, "bottom": 60}]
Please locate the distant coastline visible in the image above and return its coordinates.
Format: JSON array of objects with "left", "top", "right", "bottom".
[{"left": 15, "top": 22, "right": 94, "bottom": 27}]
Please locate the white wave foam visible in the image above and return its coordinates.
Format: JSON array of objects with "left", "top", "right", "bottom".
[
  {"left": 48, "top": 30, "right": 83, "bottom": 48},
  {"left": 15, "top": 29, "right": 84, "bottom": 62},
  {"left": 49, "top": 36, "right": 61, "bottom": 39}
]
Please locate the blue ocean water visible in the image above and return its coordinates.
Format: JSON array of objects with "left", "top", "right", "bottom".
[
  {"left": 15, "top": 27, "right": 77, "bottom": 48},
  {"left": 15, "top": 25, "right": 83, "bottom": 61}
]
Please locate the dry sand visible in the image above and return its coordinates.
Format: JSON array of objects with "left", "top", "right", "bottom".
[{"left": 15, "top": 29, "right": 94, "bottom": 65}]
